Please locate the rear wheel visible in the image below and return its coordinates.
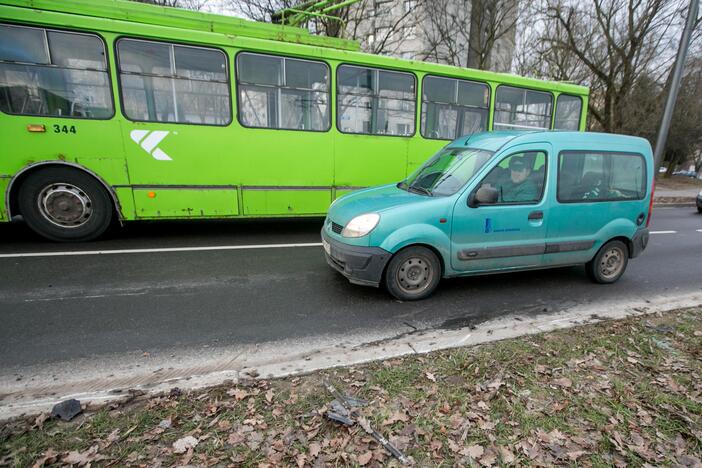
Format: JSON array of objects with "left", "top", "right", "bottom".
[
  {"left": 586, "top": 240, "right": 629, "bottom": 284},
  {"left": 384, "top": 246, "right": 441, "bottom": 301},
  {"left": 17, "top": 167, "right": 113, "bottom": 242}
]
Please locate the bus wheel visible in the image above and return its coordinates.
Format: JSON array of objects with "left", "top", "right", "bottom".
[
  {"left": 384, "top": 246, "right": 441, "bottom": 301},
  {"left": 17, "top": 167, "right": 113, "bottom": 242},
  {"left": 586, "top": 240, "right": 629, "bottom": 284}
]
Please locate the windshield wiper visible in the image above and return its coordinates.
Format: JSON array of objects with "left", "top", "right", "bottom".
[{"left": 408, "top": 184, "right": 433, "bottom": 197}]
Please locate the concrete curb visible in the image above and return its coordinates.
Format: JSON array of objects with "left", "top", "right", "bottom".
[{"left": 1, "top": 290, "right": 701, "bottom": 421}]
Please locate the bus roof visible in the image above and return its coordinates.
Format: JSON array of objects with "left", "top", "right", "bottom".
[
  {"left": 0, "top": 0, "right": 361, "bottom": 51},
  {"left": 0, "top": 0, "right": 589, "bottom": 96}
]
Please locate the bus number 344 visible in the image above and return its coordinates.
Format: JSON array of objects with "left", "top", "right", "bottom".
[{"left": 53, "top": 124, "right": 77, "bottom": 134}]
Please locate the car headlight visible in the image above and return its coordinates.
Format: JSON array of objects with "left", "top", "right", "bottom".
[{"left": 342, "top": 213, "right": 380, "bottom": 238}]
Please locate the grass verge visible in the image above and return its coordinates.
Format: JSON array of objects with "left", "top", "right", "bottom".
[{"left": 1, "top": 308, "right": 701, "bottom": 466}]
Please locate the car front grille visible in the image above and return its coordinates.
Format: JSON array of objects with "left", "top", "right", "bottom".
[{"left": 331, "top": 222, "right": 343, "bottom": 234}]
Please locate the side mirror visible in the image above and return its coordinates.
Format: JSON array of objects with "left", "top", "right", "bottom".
[{"left": 469, "top": 186, "right": 498, "bottom": 207}]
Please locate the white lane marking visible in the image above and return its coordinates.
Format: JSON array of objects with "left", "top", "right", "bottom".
[
  {"left": 0, "top": 242, "right": 323, "bottom": 259},
  {"left": 697, "top": 229, "right": 702, "bottom": 233},
  {"left": 650, "top": 230, "right": 677, "bottom": 234}
]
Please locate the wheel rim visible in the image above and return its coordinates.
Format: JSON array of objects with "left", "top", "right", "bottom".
[
  {"left": 599, "top": 246, "right": 625, "bottom": 280},
  {"left": 396, "top": 256, "right": 433, "bottom": 294},
  {"left": 37, "top": 183, "right": 92, "bottom": 228}
]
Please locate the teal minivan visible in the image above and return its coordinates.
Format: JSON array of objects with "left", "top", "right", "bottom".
[{"left": 321, "top": 131, "right": 653, "bottom": 300}]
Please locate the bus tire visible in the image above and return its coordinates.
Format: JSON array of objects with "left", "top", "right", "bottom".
[
  {"left": 384, "top": 246, "right": 441, "bottom": 301},
  {"left": 17, "top": 167, "right": 113, "bottom": 242},
  {"left": 585, "top": 240, "right": 629, "bottom": 284}
]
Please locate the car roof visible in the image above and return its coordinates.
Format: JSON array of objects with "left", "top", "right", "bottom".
[{"left": 449, "top": 131, "right": 653, "bottom": 156}]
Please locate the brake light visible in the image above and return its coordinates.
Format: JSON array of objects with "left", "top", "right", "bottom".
[{"left": 646, "top": 178, "right": 655, "bottom": 227}]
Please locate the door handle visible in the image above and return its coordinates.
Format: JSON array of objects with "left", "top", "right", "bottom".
[{"left": 528, "top": 210, "right": 543, "bottom": 221}]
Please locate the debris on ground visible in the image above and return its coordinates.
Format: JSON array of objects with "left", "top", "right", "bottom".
[
  {"left": 50, "top": 398, "right": 82, "bottom": 421},
  {"left": 1, "top": 307, "right": 701, "bottom": 466},
  {"left": 323, "top": 380, "right": 411, "bottom": 465}
]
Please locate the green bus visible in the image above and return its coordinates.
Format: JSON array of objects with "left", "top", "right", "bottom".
[{"left": 0, "top": 0, "right": 589, "bottom": 241}]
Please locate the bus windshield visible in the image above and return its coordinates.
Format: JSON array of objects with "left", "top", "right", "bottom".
[{"left": 400, "top": 147, "right": 494, "bottom": 197}]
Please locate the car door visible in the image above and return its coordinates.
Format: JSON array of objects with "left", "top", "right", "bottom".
[{"left": 450, "top": 144, "right": 551, "bottom": 273}]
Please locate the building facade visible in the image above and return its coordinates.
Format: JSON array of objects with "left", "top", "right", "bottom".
[{"left": 346, "top": 0, "right": 518, "bottom": 73}]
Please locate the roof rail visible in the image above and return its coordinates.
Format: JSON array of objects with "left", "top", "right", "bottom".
[
  {"left": 0, "top": 0, "right": 361, "bottom": 51},
  {"left": 271, "top": 0, "right": 360, "bottom": 28}
]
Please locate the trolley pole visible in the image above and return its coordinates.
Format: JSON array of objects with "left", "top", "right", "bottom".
[{"left": 653, "top": 0, "right": 699, "bottom": 172}]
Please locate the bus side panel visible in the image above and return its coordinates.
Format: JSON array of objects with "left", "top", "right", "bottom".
[
  {"left": 0, "top": 115, "right": 128, "bottom": 209},
  {"left": 237, "top": 129, "right": 334, "bottom": 215},
  {"left": 333, "top": 134, "right": 410, "bottom": 189},
  {"left": 0, "top": 177, "right": 9, "bottom": 221}
]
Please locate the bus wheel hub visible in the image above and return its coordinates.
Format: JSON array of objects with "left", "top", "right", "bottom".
[{"left": 38, "top": 183, "right": 93, "bottom": 228}]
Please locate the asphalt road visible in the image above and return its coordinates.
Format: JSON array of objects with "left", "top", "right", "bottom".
[{"left": 0, "top": 207, "right": 700, "bottom": 370}]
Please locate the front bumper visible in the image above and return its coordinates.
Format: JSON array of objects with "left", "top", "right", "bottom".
[
  {"left": 630, "top": 227, "right": 649, "bottom": 258},
  {"left": 321, "top": 231, "right": 391, "bottom": 287}
]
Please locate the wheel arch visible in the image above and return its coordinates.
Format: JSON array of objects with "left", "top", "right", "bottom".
[
  {"left": 6, "top": 161, "right": 123, "bottom": 221},
  {"left": 603, "top": 236, "right": 634, "bottom": 259},
  {"left": 382, "top": 242, "right": 447, "bottom": 281}
]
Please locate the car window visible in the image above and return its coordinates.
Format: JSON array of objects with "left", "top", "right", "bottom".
[
  {"left": 558, "top": 151, "right": 646, "bottom": 202},
  {"left": 477, "top": 151, "right": 547, "bottom": 204}
]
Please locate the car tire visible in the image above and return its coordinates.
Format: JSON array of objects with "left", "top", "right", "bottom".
[
  {"left": 585, "top": 240, "right": 629, "bottom": 284},
  {"left": 18, "top": 167, "right": 113, "bottom": 242},
  {"left": 697, "top": 205, "right": 702, "bottom": 214},
  {"left": 384, "top": 246, "right": 441, "bottom": 301}
]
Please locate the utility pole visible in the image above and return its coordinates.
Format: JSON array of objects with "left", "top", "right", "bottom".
[{"left": 653, "top": 0, "right": 700, "bottom": 172}]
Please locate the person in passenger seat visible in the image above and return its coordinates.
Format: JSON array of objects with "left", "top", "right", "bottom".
[{"left": 499, "top": 156, "right": 538, "bottom": 202}]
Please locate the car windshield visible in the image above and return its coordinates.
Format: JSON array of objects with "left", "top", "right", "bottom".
[{"left": 400, "top": 147, "right": 494, "bottom": 197}]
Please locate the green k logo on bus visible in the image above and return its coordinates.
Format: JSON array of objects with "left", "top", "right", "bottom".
[{"left": 130, "top": 130, "right": 173, "bottom": 161}]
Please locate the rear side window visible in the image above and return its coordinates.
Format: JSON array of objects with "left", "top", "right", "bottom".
[
  {"left": 558, "top": 151, "right": 646, "bottom": 202},
  {"left": 554, "top": 94, "right": 582, "bottom": 130},
  {"left": 337, "top": 64, "right": 416, "bottom": 136},
  {"left": 117, "top": 38, "right": 230, "bottom": 125},
  {"left": 236, "top": 52, "right": 330, "bottom": 131},
  {"left": 494, "top": 86, "right": 552, "bottom": 130},
  {"left": 0, "top": 24, "right": 113, "bottom": 119},
  {"left": 421, "top": 75, "right": 489, "bottom": 140}
]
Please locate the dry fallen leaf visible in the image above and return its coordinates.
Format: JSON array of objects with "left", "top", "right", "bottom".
[
  {"left": 465, "top": 444, "right": 484, "bottom": 459},
  {"left": 383, "top": 410, "right": 410, "bottom": 426},
  {"left": 426, "top": 372, "right": 437, "bottom": 382},
  {"left": 357, "top": 451, "right": 373, "bottom": 466},
  {"left": 309, "top": 442, "right": 321, "bottom": 458},
  {"left": 62, "top": 445, "right": 103, "bottom": 466},
  {"left": 172, "top": 436, "right": 199, "bottom": 454},
  {"left": 553, "top": 377, "right": 572, "bottom": 388}
]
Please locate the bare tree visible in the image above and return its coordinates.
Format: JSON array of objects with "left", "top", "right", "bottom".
[
  {"left": 522, "top": 0, "right": 686, "bottom": 133},
  {"left": 466, "top": 0, "right": 519, "bottom": 70},
  {"left": 420, "top": 0, "right": 518, "bottom": 70},
  {"left": 131, "top": 0, "right": 211, "bottom": 9},
  {"left": 230, "top": 0, "right": 422, "bottom": 56}
]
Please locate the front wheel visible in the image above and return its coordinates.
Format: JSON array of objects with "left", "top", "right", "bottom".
[
  {"left": 586, "top": 240, "right": 629, "bottom": 284},
  {"left": 17, "top": 167, "right": 113, "bottom": 242},
  {"left": 384, "top": 246, "right": 441, "bottom": 301}
]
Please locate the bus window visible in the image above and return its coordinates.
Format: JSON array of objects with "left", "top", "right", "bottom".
[
  {"left": 493, "top": 86, "right": 552, "bottom": 130},
  {"left": 421, "top": 75, "right": 489, "bottom": 140},
  {"left": 0, "top": 24, "right": 113, "bottom": 119},
  {"left": 554, "top": 94, "right": 582, "bottom": 130},
  {"left": 117, "top": 38, "right": 230, "bottom": 125},
  {"left": 337, "top": 65, "right": 415, "bottom": 136},
  {"left": 236, "top": 52, "right": 330, "bottom": 131}
]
